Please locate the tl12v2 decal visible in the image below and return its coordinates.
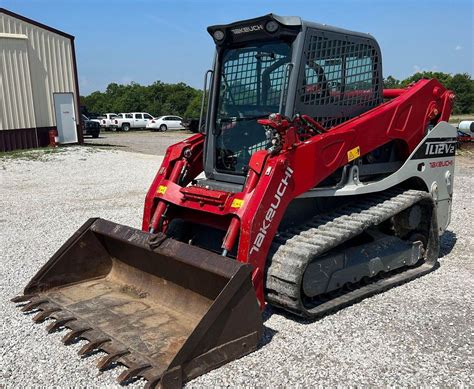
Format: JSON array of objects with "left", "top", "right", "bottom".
[{"left": 412, "top": 137, "right": 456, "bottom": 160}]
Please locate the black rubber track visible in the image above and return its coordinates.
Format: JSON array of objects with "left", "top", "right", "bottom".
[{"left": 265, "top": 189, "right": 439, "bottom": 318}]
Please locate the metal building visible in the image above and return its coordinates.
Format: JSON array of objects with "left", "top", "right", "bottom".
[{"left": 0, "top": 8, "right": 82, "bottom": 152}]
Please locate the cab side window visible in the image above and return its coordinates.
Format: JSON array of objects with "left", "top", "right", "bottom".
[{"left": 296, "top": 29, "right": 382, "bottom": 128}]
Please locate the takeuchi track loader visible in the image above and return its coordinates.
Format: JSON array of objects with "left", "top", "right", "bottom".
[{"left": 13, "top": 14, "right": 456, "bottom": 388}]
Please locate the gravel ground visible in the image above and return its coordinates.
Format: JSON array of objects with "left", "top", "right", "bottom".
[
  {"left": 1, "top": 147, "right": 472, "bottom": 387},
  {"left": 84, "top": 130, "right": 190, "bottom": 156}
]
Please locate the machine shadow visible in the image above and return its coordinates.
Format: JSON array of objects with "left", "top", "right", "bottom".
[{"left": 439, "top": 230, "right": 457, "bottom": 259}]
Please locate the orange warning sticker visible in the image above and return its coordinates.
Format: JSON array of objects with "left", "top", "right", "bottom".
[
  {"left": 231, "top": 198, "right": 244, "bottom": 208},
  {"left": 347, "top": 146, "right": 361, "bottom": 162},
  {"left": 157, "top": 185, "right": 167, "bottom": 195}
]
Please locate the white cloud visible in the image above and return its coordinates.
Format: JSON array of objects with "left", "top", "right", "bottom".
[
  {"left": 413, "top": 64, "right": 438, "bottom": 73},
  {"left": 455, "top": 45, "right": 463, "bottom": 51}
]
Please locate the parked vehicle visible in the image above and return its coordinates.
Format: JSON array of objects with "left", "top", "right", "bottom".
[
  {"left": 182, "top": 118, "right": 204, "bottom": 133},
  {"left": 147, "top": 115, "right": 184, "bottom": 131},
  {"left": 81, "top": 114, "right": 100, "bottom": 138},
  {"left": 99, "top": 113, "right": 118, "bottom": 130},
  {"left": 89, "top": 116, "right": 103, "bottom": 126},
  {"left": 111, "top": 112, "right": 154, "bottom": 131}
]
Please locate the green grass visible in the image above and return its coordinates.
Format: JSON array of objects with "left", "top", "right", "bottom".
[
  {"left": 0, "top": 144, "right": 116, "bottom": 163},
  {"left": 0, "top": 146, "right": 70, "bottom": 162}
]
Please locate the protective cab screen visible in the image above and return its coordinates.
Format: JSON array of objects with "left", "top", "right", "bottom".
[{"left": 215, "top": 41, "right": 292, "bottom": 174}]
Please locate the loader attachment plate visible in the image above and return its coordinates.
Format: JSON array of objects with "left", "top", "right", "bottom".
[{"left": 12, "top": 218, "right": 263, "bottom": 388}]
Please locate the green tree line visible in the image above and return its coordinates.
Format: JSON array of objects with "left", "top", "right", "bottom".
[
  {"left": 80, "top": 81, "right": 203, "bottom": 118},
  {"left": 80, "top": 71, "right": 473, "bottom": 118},
  {"left": 383, "top": 72, "right": 473, "bottom": 114}
]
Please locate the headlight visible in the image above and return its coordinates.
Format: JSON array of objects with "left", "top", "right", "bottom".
[
  {"left": 265, "top": 20, "right": 279, "bottom": 33},
  {"left": 213, "top": 30, "right": 225, "bottom": 41}
]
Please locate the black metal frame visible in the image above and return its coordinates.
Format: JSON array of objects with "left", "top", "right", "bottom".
[{"left": 293, "top": 28, "right": 383, "bottom": 128}]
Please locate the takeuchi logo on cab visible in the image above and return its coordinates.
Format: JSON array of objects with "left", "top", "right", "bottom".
[{"left": 231, "top": 24, "right": 264, "bottom": 35}]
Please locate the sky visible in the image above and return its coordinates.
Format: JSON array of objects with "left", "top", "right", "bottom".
[{"left": 2, "top": 0, "right": 473, "bottom": 96}]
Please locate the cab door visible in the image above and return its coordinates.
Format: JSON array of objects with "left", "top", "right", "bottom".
[
  {"left": 143, "top": 113, "right": 153, "bottom": 127},
  {"left": 134, "top": 113, "right": 144, "bottom": 128},
  {"left": 173, "top": 116, "right": 184, "bottom": 129}
]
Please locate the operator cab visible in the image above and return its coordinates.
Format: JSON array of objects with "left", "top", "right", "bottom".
[{"left": 201, "top": 14, "right": 383, "bottom": 188}]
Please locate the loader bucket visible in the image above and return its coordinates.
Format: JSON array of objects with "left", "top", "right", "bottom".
[{"left": 12, "top": 218, "right": 263, "bottom": 388}]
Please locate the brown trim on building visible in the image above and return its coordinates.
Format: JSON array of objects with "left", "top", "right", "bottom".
[
  {"left": 70, "top": 38, "right": 83, "bottom": 145},
  {"left": 0, "top": 8, "right": 74, "bottom": 40},
  {"left": 0, "top": 127, "right": 57, "bottom": 152}
]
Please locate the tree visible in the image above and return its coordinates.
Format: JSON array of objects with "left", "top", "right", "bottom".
[
  {"left": 381, "top": 72, "right": 473, "bottom": 114},
  {"left": 184, "top": 91, "right": 205, "bottom": 118},
  {"left": 448, "top": 73, "right": 474, "bottom": 114},
  {"left": 80, "top": 72, "right": 474, "bottom": 118},
  {"left": 383, "top": 76, "right": 401, "bottom": 89}
]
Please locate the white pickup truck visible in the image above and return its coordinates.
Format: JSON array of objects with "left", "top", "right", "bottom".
[
  {"left": 99, "top": 113, "right": 118, "bottom": 130},
  {"left": 110, "top": 112, "right": 155, "bottom": 131}
]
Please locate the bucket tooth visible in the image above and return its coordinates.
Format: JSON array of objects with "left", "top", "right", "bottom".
[
  {"left": 33, "top": 307, "right": 61, "bottom": 323},
  {"left": 21, "top": 298, "right": 48, "bottom": 312},
  {"left": 46, "top": 317, "right": 76, "bottom": 334},
  {"left": 141, "top": 367, "right": 164, "bottom": 389},
  {"left": 117, "top": 363, "right": 152, "bottom": 384},
  {"left": 144, "top": 377, "right": 161, "bottom": 389},
  {"left": 78, "top": 338, "right": 111, "bottom": 356},
  {"left": 62, "top": 327, "right": 92, "bottom": 345},
  {"left": 97, "top": 350, "right": 130, "bottom": 371},
  {"left": 11, "top": 294, "right": 37, "bottom": 303}
]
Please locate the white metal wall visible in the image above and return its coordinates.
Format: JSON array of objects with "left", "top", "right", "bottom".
[
  {"left": 0, "top": 34, "right": 36, "bottom": 131},
  {"left": 0, "top": 12, "right": 77, "bottom": 130}
]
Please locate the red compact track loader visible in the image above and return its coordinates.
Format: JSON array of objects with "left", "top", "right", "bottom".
[{"left": 13, "top": 14, "right": 456, "bottom": 388}]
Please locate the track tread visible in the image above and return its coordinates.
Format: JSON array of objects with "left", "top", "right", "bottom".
[{"left": 265, "top": 189, "right": 436, "bottom": 318}]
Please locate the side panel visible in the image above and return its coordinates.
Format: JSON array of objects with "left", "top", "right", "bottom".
[
  {"left": 301, "top": 121, "right": 456, "bottom": 234},
  {"left": 0, "top": 35, "right": 36, "bottom": 131}
]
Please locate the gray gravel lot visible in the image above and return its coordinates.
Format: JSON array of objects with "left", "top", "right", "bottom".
[
  {"left": 1, "top": 147, "right": 473, "bottom": 387},
  {"left": 84, "top": 130, "right": 190, "bottom": 156}
]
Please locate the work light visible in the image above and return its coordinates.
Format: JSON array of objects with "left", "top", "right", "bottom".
[
  {"left": 265, "top": 20, "right": 279, "bottom": 33},
  {"left": 213, "top": 30, "right": 225, "bottom": 41}
]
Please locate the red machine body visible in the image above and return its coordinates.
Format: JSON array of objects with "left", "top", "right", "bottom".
[{"left": 143, "top": 79, "right": 454, "bottom": 308}]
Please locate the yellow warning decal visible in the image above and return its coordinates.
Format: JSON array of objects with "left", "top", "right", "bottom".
[
  {"left": 231, "top": 198, "right": 244, "bottom": 208},
  {"left": 347, "top": 146, "right": 361, "bottom": 162},
  {"left": 157, "top": 185, "right": 167, "bottom": 195}
]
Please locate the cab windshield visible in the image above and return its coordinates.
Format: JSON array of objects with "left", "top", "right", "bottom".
[{"left": 215, "top": 41, "right": 292, "bottom": 174}]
